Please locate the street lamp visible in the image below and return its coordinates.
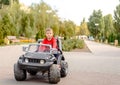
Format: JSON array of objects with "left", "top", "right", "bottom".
[
  {"left": 95, "top": 23, "right": 99, "bottom": 39},
  {"left": 95, "top": 23, "right": 99, "bottom": 26}
]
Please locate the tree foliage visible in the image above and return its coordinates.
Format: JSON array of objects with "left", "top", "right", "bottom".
[
  {"left": 114, "top": 4, "right": 120, "bottom": 44},
  {"left": 59, "top": 20, "right": 76, "bottom": 40},
  {"left": 79, "top": 18, "right": 90, "bottom": 36},
  {"left": 0, "top": 0, "right": 120, "bottom": 45},
  {"left": 0, "top": 1, "right": 77, "bottom": 45},
  {"left": 114, "top": 4, "right": 120, "bottom": 33},
  {"left": 88, "top": 10, "right": 104, "bottom": 39},
  {"left": 88, "top": 9, "right": 117, "bottom": 43},
  {"left": 104, "top": 14, "right": 115, "bottom": 41}
]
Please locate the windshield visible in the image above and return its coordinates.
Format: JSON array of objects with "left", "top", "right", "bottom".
[{"left": 28, "top": 44, "right": 51, "bottom": 53}]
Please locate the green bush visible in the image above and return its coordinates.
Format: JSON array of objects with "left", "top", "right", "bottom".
[
  {"left": 75, "top": 39, "right": 84, "bottom": 49},
  {"left": 0, "top": 39, "right": 4, "bottom": 45},
  {"left": 62, "top": 39, "right": 85, "bottom": 51},
  {"left": 117, "top": 33, "right": 120, "bottom": 45}
]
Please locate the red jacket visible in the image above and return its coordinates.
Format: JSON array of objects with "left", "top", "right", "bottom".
[{"left": 42, "top": 37, "right": 58, "bottom": 49}]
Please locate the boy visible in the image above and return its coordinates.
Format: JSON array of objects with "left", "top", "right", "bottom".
[
  {"left": 41, "top": 28, "right": 61, "bottom": 68},
  {"left": 42, "top": 28, "right": 58, "bottom": 49}
]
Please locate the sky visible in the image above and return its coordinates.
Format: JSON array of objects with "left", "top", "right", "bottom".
[{"left": 19, "top": 0, "right": 119, "bottom": 25}]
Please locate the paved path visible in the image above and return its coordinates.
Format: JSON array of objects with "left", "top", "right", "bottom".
[
  {"left": 0, "top": 40, "right": 120, "bottom": 85},
  {"left": 85, "top": 40, "right": 120, "bottom": 57},
  {"left": 83, "top": 40, "right": 120, "bottom": 74}
]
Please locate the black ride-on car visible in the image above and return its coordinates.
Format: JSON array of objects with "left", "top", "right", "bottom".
[{"left": 14, "top": 38, "right": 68, "bottom": 84}]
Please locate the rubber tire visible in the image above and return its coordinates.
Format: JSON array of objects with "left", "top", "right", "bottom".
[
  {"left": 48, "top": 64, "right": 60, "bottom": 84},
  {"left": 14, "top": 63, "right": 26, "bottom": 81},
  {"left": 60, "top": 61, "right": 68, "bottom": 77}
]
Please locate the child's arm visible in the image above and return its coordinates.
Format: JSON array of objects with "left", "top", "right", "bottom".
[{"left": 52, "top": 38, "right": 58, "bottom": 49}]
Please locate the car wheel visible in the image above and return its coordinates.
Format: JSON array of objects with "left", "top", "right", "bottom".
[
  {"left": 14, "top": 63, "right": 26, "bottom": 81},
  {"left": 60, "top": 61, "right": 68, "bottom": 77},
  {"left": 48, "top": 64, "right": 60, "bottom": 84}
]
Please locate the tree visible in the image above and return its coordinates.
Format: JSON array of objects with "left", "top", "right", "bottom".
[
  {"left": 59, "top": 20, "right": 76, "bottom": 39},
  {"left": 114, "top": 5, "right": 120, "bottom": 33},
  {"left": 51, "top": 15, "right": 60, "bottom": 36},
  {"left": 88, "top": 10, "right": 104, "bottom": 40},
  {"left": 0, "top": 21, "right": 4, "bottom": 44},
  {"left": 18, "top": 12, "right": 35, "bottom": 38},
  {"left": 114, "top": 4, "right": 120, "bottom": 44},
  {"left": 31, "top": 1, "right": 59, "bottom": 40},
  {"left": 8, "top": 2, "right": 22, "bottom": 36},
  {"left": 59, "top": 21, "right": 65, "bottom": 37},
  {"left": 104, "top": 14, "right": 115, "bottom": 42},
  {"left": 65, "top": 20, "right": 75, "bottom": 38},
  {"left": 2, "top": 0, "right": 10, "bottom": 5},
  {"left": 1, "top": 14, "right": 11, "bottom": 37},
  {"left": 0, "top": 0, "right": 78, "bottom": 45},
  {"left": 79, "top": 18, "right": 90, "bottom": 36}
]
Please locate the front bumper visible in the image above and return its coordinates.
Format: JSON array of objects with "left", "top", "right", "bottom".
[{"left": 18, "top": 60, "right": 53, "bottom": 71}]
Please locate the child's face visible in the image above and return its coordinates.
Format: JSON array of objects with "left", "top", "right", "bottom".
[{"left": 46, "top": 30, "right": 53, "bottom": 40}]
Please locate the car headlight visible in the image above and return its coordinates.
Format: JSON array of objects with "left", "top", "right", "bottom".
[
  {"left": 47, "top": 56, "right": 52, "bottom": 59},
  {"left": 40, "top": 60, "right": 45, "bottom": 64},
  {"left": 25, "top": 58, "right": 29, "bottom": 63}
]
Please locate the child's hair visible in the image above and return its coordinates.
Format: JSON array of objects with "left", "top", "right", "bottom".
[{"left": 45, "top": 28, "right": 53, "bottom": 33}]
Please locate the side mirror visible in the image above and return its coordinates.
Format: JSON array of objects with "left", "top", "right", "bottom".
[
  {"left": 22, "top": 46, "right": 28, "bottom": 52},
  {"left": 37, "top": 39, "right": 43, "bottom": 43}
]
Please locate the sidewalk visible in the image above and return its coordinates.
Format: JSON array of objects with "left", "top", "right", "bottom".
[{"left": 84, "top": 40, "right": 120, "bottom": 57}]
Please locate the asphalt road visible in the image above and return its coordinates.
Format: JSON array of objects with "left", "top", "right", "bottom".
[{"left": 0, "top": 40, "right": 120, "bottom": 85}]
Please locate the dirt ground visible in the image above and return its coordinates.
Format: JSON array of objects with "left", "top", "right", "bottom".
[{"left": 71, "top": 44, "right": 91, "bottom": 52}]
